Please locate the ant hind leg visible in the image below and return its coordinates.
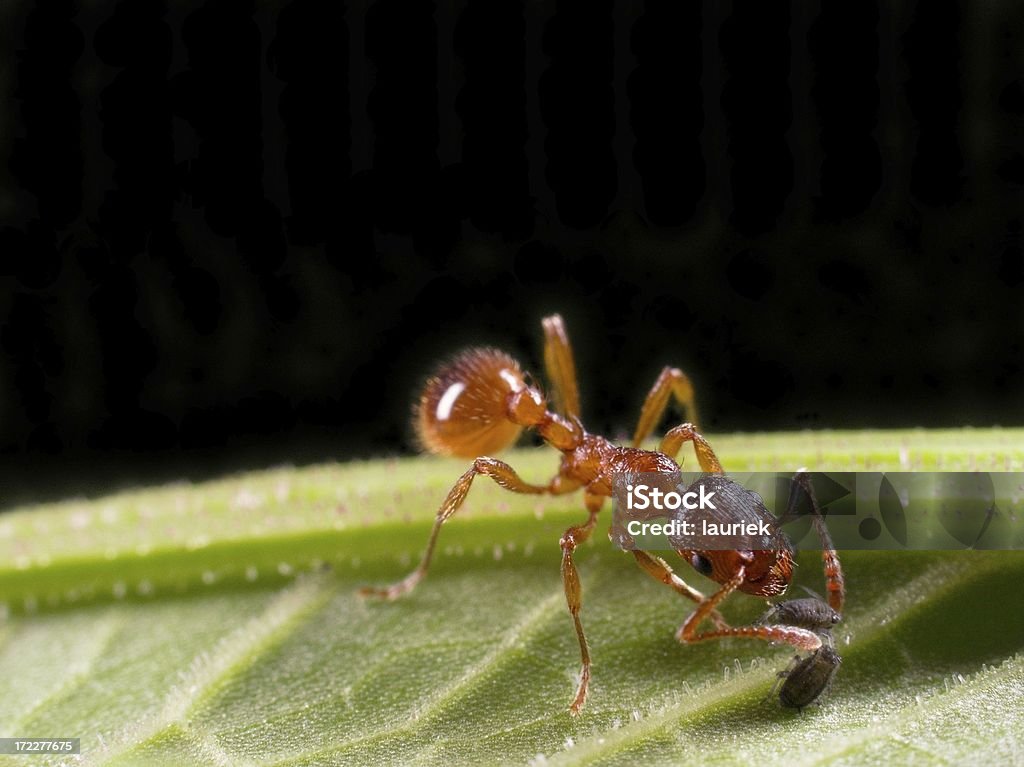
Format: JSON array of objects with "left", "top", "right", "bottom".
[
  {"left": 561, "top": 492, "right": 603, "bottom": 714},
  {"left": 632, "top": 366, "right": 700, "bottom": 447},
  {"left": 358, "top": 457, "right": 550, "bottom": 601},
  {"left": 542, "top": 314, "right": 581, "bottom": 419},
  {"left": 659, "top": 423, "right": 723, "bottom": 474}
]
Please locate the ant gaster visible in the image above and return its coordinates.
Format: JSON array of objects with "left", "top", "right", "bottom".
[{"left": 360, "top": 315, "right": 846, "bottom": 714}]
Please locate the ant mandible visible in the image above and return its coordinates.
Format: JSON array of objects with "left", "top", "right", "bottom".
[{"left": 360, "top": 314, "right": 846, "bottom": 714}]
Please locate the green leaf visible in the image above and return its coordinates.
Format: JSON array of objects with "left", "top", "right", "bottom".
[{"left": 1, "top": 429, "right": 1023, "bottom": 766}]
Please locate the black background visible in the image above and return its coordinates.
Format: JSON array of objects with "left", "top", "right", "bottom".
[{"left": 1, "top": 0, "right": 1023, "bottom": 508}]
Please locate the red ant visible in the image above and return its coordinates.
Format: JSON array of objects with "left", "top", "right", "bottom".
[{"left": 360, "top": 314, "right": 845, "bottom": 714}]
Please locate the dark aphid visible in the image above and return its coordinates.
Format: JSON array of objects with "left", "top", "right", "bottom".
[
  {"left": 778, "top": 645, "right": 842, "bottom": 710},
  {"left": 759, "top": 597, "right": 841, "bottom": 632}
]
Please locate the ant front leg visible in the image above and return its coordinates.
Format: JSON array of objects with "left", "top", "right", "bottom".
[
  {"left": 677, "top": 567, "right": 823, "bottom": 652},
  {"left": 790, "top": 470, "right": 846, "bottom": 614},
  {"left": 632, "top": 366, "right": 700, "bottom": 447},
  {"left": 561, "top": 492, "right": 603, "bottom": 714},
  {"left": 358, "top": 457, "right": 556, "bottom": 600},
  {"left": 631, "top": 549, "right": 730, "bottom": 630}
]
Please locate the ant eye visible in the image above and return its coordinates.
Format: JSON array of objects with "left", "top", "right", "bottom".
[{"left": 691, "top": 553, "right": 713, "bottom": 577}]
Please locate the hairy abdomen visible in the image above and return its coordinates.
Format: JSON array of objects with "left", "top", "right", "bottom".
[{"left": 415, "top": 348, "right": 527, "bottom": 458}]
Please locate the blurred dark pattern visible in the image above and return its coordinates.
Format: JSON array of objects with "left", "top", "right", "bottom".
[{"left": 1, "top": 0, "right": 1022, "bottom": 506}]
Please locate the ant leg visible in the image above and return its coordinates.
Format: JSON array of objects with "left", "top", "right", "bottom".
[
  {"left": 631, "top": 549, "right": 730, "bottom": 630},
  {"left": 359, "top": 457, "right": 554, "bottom": 601},
  {"left": 659, "top": 423, "right": 723, "bottom": 474},
  {"left": 562, "top": 492, "right": 603, "bottom": 714},
  {"left": 542, "top": 314, "right": 581, "bottom": 418},
  {"left": 791, "top": 471, "right": 846, "bottom": 614},
  {"left": 632, "top": 366, "right": 699, "bottom": 447},
  {"left": 676, "top": 567, "right": 823, "bottom": 651}
]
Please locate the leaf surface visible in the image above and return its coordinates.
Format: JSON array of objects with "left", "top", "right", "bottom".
[{"left": 1, "top": 429, "right": 1023, "bottom": 766}]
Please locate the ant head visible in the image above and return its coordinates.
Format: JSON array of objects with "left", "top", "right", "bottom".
[
  {"left": 684, "top": 545, "right": 794, "bottom": 598},
  {"left": 737, "top": 545, "right": 796, "bottom": 597},
  {"left": 684, "top": 549, "right": 755, "bottom": 584},
  {"left": 677, "top": 476, "right": 796, "bottom": 597}
]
